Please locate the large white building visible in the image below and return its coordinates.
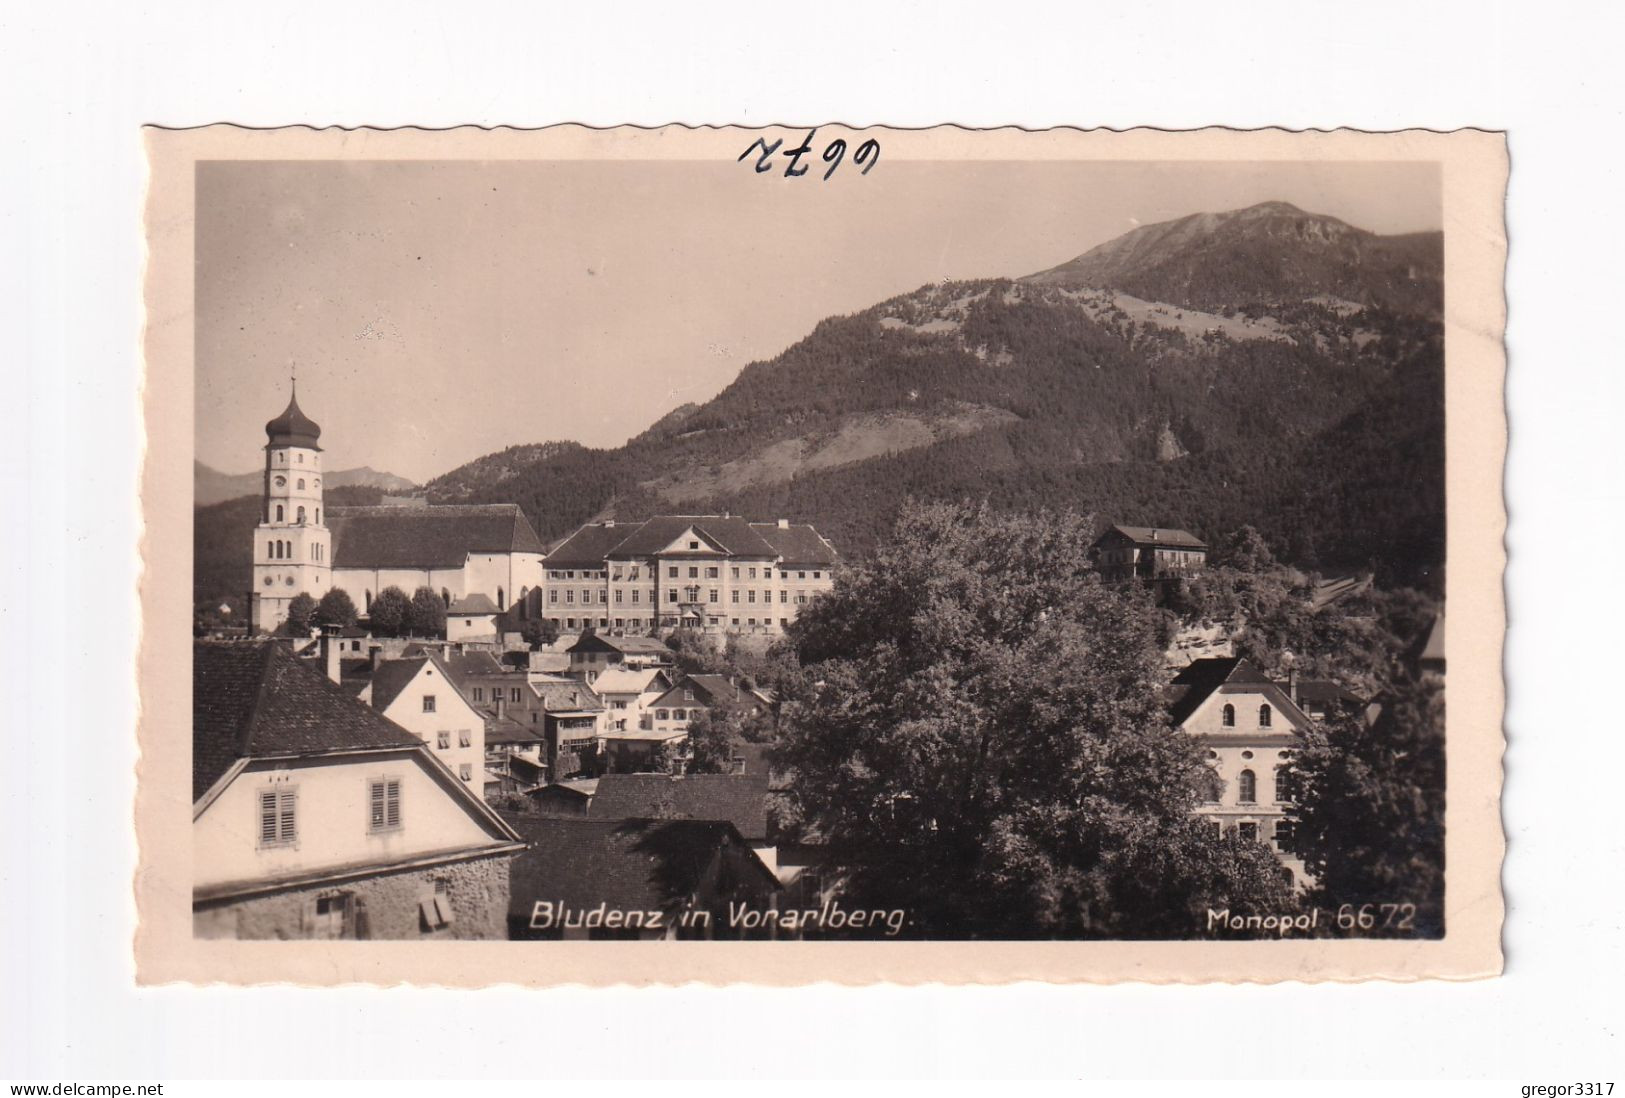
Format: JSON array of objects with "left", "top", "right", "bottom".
[
  {"left": 250, "top": 388, "right": 547, "bottom": 632},
  {"left": 541, "top": 515, "right": 839, "bottom": 637}
]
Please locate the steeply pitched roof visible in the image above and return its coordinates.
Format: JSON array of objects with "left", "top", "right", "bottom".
[
  {"left": 606, "top": 516, "right": 780, "bottom": 558},
  {"left": 590, "top": 667, "right": 671, "bottom": 697},
  {"left": 436, "top": 648, "right": 508, "bottom": 690},
  {"left": 1099, "top": 524, "right": 1207, "bottom": 550},
  {"left": 327, "top": 504, "right": 545, "bottom": 569},
  {"left": 569, "top": 633, "right": 673, "bottom": 657},
  {"left": 749, "top": 522, "right": 839, "bottom": 566},
  {"left": 1166, "top": 657, "right": 1309, "bottom": 727},
  {"left": 548, "top": 516, "right": 839, "bottom": 567},
  {"left": 589, "top": 773, "right": 770, "bottom": 841},
  {"left": 367, "top": 657, "right": 429, "bottom": 714},
  {"left": 1293, "top": 679, "right": 1366, "bottom": 706},
  {"left": 504, "top": 816, "right": 775, "bottom": 919},
  {"left": 652, "top": 674, "right": 763, "bottom": 713},
  {"left": 447, "top": 592, "right": 500, "bottom": 615},
  {"left": 194, "top": 641, "right": 419, "bottom": 801},
  {"left": 532, "top": 676, "right": 603, "bottom": 713}
]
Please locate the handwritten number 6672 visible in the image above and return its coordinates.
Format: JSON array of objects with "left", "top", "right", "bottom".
[{"left": 738, "top": 129, "right": 880, "bottom": 180}]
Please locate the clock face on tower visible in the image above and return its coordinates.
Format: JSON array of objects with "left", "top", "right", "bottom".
[{"left": 273, "top": 476, "right": 286, "bottom": 488}]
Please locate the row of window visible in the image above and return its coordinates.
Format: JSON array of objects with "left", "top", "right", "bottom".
[
  {"left": 549, "top": 587, "right": 813, "bottom": 606},
  {"left": 1220, "top": 703, "right": 1273, "bottom": 728},
  {"left": 271, "top": 451, "right": 313, "bottom": 465},
  {"left": 264, "top": 539, "right": 324, "bottom": 562},
  {"left": 270, "top": 475, "right": 319, "bottom": 491},
  {"left": 549, "top": 616, "right": 793, "bottom": 631},
  {"left": 1215, "top": 817, "right": 1296, "bottom": 853},
  {"left": 545, "top": 566, "right": 826, "bottom": 582},
  {"left": 269, "top": 504, "right": 319, "bottom": 524},
  {"left": 469, "top": 686, "right": 525, "bottom": 704},
  {"left": 1207, "top": 766, "right": 1296, "bottom": 805},
  {"left": 258, "top": 778, "right": 402, "bottom": 848},
  {"left": 433, "top": 730, "right": 474, "bottom": 749}
]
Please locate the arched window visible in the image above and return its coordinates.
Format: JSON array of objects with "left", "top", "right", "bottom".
[
  {"left": 266, "top": 540, "right": 274, "bottom": 559},
  {"left": 1221, "top": 703, "right": 1235, "bottom": 727},
  {"left": 1258, "top": 704, "right": 1272, "bottom": 728},
  {"left": 296, "top": 506, "right": 306, "bottom": 524},
  {"left": 314, "top": 509, "right": 320, "bottom": 524},
  {"left": 297, "top": 479, "right": 305, "bottom": 490},
  {"left": 1275, "top": 766, "right": 1295, "bottom": 803},
  {"left": 497, "top": 587, "right": 506, "bottom": 610},
  {"left": 1237, "top": 769, "right": 1257, "bottom": 803},
  {"left": 275, "top": 504, "right": 284, "bottom": 522}
]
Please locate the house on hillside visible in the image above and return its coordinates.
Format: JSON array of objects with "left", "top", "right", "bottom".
[
  {"left": 505, "top": 816, "right": 781, "bottom": 940},
  {"left": 1090, "top": 524, "right": 1207, "bottom": 582},
  {"left": 482, "top": 715, "right": 548, "bottom": 800},
  {"left": 1168, "top": 656, "right": 1313, "bottom": 887},
  {"left": 531, "top": 675, "right": 606, "bottom": 780},
  {"left": 192, "top": 641, "right": 523, "bottom": 940},
  {"left": 647, "top": 673, "right": 771, "bottom": 739},
  {"left": 368, "top": 652, "right": 487, "bottom": 792},
  {"left": 566, "top": 633, "right": 676, "bottom": 678}
]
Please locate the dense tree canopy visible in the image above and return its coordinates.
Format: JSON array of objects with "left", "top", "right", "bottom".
[
  {"left": 367, "top": 586, "right": 410, "bottom": 636},
  {"left": 1289, "top": 673, "right": 1446, "bottom": 936},
  {"left": 773, "top": 501, "right": 1294, "bottom": 938},
  {"left": 315, "top": 587, "right": 358, "bottom": 630},
  {"left": 408, "top": 586, "right": 446, "bottom": 638},
  {"left": 283, "top": 592, "right": 317, "bottom": 635}
]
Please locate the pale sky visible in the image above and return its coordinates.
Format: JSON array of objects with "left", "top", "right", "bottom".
[{"left": 196, "top": 158, "right": 1440, "bottom": 483}]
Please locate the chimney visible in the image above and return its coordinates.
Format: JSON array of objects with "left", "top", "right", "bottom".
[
  {"left": 370, "top": 645, "right": 384, "bottom": 672},
  {"left": 777, "top": 518, "right": 789, "bottom": 529},
  {"left": 1289, "top": 668, "right": 1300, "bottom": 706},
  {"left": 324, "top": 635, "right": 342, "bottom": 685},
  {"left": 494, "top": 694, "right": 505, "bottom": 720}
]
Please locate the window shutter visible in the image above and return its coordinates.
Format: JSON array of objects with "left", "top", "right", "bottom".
[
  {"left": 433, "top": 894, "right": 455, "bottom": 927},
  {"left": 386, "top": 779, "right": 401, "bottom": 828},
  {"left": 353, "top": 896, "right": 371, "bottom": 940},
  {"left": 369, "top": 781, "right": 385, "bottom": 828},
  {"left": 259, "top": 791, "right": 278, "bottom": 843},
  {"left": 278, "top": 790, "right": 297, "bottom": 842}
]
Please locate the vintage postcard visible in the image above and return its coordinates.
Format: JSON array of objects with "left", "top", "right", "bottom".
[{"left": 137, "top": 125, "right": 1507, "bottom": 985}]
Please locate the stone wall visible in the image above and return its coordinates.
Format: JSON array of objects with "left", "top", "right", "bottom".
[{"left": 195, "top": 852, "right": 513, "bottom": 941}]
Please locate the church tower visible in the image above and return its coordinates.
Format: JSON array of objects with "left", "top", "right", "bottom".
[{"left": 250, "top": 382, "right": 333, "bottom": 633}]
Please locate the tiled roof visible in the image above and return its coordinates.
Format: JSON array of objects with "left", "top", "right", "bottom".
[
  {"left": 193, "top": 641, "right": 419, "bottom": 801},
  {"left": 436, "top": 649, "right": 508, "bottom": 690},
  {"left": 504, "top": 816, "right": 772, "bottom": 919},
  {"left": 327, "top": 504, "right": 545, "bottom": 569},
  {"left": 545, "top": 523, "right": 638, "bottom": 568},
  {"left": 652, "top": 674, "right": 763, "bottom": 713},
  {"left": 1167, "top": 657, "right": 1309, "bottom": 727},
  {"left": 750, "top": 522, "right": 839, "bottom": 566},
  {"left": 447, "top": 592, "right": 500, "bottom": 615},
  {"left": 368, "top": 657, "right": 429, "bottom": 714},
  {"left": 1294, "top": 679, "right": 1366, "bottom": 706},
  {"left": 548, "top": 516, "right": 839, "bottom": 568},
  {"left": 1100, "top": 524, "right": 1207, "bottom": 550},
  {"left": 589, "top": 772, "right": 770, "bottom": 841},
  {"left": 608, "top": 516, "right": 780, "bottom": 558},
  {"left": 569, "top": 633, "right": 673, "bottom": 657},
  {"left": 591, "top": 667, "right": 671, "bottom": 696},
  {"left": 485, "top": 714, "right": 545, "bottom": 745},
  {"left": 532, "top": 676, "right": 603, "bottom": 713}
]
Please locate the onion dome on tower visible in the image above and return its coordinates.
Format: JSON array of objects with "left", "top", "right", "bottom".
[{"left": 264, "top": 384, "right": 322, "bottom": 450}]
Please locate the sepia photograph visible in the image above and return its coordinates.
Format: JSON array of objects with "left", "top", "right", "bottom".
[{"left": 138, "top": 124, "right": 1505, "bottom": 984}]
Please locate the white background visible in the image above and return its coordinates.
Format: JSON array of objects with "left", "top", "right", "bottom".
[{"left": 3, "top": 0, "right": 1621, "bottom": 1081}]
